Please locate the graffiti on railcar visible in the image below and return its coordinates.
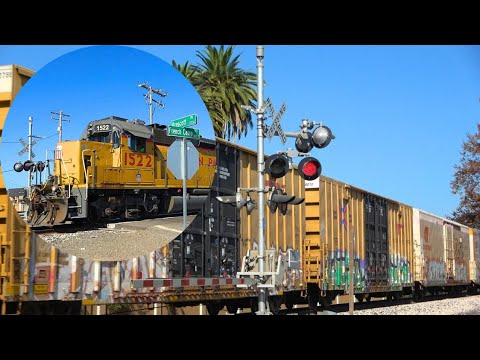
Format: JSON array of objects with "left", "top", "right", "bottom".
[
  {"left": 390, "top": 253, "right": 412, "bottom": 284},
  {"left": 326, "top": 249, "right": 366, "bottom": 290},
  {"left": 454, "top": 261, "right": 468, "bottom": 282},
  {"left": 426, "top": 259, "right": 446, "bottom": 283}
]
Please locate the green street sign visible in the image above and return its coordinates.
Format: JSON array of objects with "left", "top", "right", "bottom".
[
  {"left": 170, "top": 114, "right": 197, "bottom": 128},
  {"left": 168, "top": 126, "right": 200, "bottom": 139}
]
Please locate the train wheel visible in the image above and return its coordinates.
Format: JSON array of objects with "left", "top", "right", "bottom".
[
  {"left": 365, "top": 295, "right": 371, "bottom": 303},
  {"left": 226, "top": 303, "right": 239, "bottom": 315},
  {"left": 206, "top": 303, "right": 221, "bottom": 316},
  {"left": 268, "top": 296, "right": 282, "bottom": 315},
  {"left": 355, "top": 294, "right": 365, "bottom": 303},
  {"left": 285, "top": 300, "right": 294, "bottom": 310}
]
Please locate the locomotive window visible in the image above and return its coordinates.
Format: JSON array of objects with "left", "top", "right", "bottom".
[
  {"left": 88, "top": 132, "right": 111, "bottom": 143},
  {"left": 112, "top": 131, "right": 120, "bottom": 149},
  {"left": 128, "top": 135, "right": 146, "bottom": 153}
]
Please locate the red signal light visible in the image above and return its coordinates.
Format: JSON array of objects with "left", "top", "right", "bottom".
[
  {"left": 298, "top": 157, "right": 321, "bottom": 181},
  {"left": 23, "top": 160, "right": 34, "bottom": 172},
  {"left": 303, "top": 161, "right": 318, "bottom": 177}
]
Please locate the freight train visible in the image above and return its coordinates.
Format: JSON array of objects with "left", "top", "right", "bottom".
[
  {"left": 128, "top": 139, "right": 480, "bottom": 315},
  {"left": 2, "top": 63, "right": 479, "bottom": 315},
  {"left": 19, "top": 116, "right": 217, "bottom": 227}
]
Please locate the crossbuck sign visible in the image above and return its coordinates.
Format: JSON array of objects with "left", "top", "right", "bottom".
[{"left": 264, "top": 97, "right": 287, "bottom": 143}]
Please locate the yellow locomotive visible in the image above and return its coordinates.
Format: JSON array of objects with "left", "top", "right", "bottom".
[{"left": 25, "top": 116, "right": 216, "bottom": 227}]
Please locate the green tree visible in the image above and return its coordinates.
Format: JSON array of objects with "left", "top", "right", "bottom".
[
  {"left": 171, "top": 60, "right": 197, "bottom": 82},
  {"left": 173, "top": 45, "right": 257, "bottom": 140},
  {"left": 450, "top": 123, "right": 480, "bottom": 227}
]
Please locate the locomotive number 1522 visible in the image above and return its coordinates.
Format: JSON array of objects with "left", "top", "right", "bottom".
[{"left": 123, "top": 152, "right": 153, "bottom": 167}]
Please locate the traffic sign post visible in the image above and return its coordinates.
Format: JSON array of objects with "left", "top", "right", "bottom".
[
  {"left": 167, "top": 114, "right": 201, "bottom": 230},
  {"left": 181, "top": 137, "right": 187, "bottom": 230}
]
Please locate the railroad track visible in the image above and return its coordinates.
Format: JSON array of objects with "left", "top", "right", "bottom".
[{"left": 237, "top": 292, "right": 478, "bottom": 316}]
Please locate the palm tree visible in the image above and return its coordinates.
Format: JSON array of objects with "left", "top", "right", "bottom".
[
  {"left": 171, "top": 60, "right": 197, "bottom": 83},
  {"left": 172, "top": 45, "right": 257, "bottom": 140}
]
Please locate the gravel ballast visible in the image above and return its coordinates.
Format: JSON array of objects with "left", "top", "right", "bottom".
[
  {"left": 39, "top": 215, "right": 196, "bottom": 261},
  {"left": 338, "top": 295, "right": 480, "bottom": 315}
]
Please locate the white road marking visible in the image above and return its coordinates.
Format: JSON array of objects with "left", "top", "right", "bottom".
[{"left": 153, "top": 224, "right": 184, "bottom": 234}]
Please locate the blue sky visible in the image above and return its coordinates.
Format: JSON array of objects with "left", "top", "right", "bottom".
[
  {"left": 0, "top": 45, "right": 214, "bottom": 190},
  {"left": 1, "top": 45, "right": 479, "bottom": 219}
]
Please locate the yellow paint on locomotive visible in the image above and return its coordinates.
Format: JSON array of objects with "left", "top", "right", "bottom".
[{"left": 54, "top": 137, "right": 216, "bottom": 190}]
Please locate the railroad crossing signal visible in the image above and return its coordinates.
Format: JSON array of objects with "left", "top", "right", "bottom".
[
  {"left": 18, "top": 138, "right": 36, "bottom": 158},
  {"left": 13, "top": 160, "right": 46, "bottom": 172},
  {"left": 265, "top": 154, "right": 290, "bottom": 179},
  {"left": 265, "top": 97, "right": 287, "bottom": 143},
  {"left": 298, "top": 157, "right": 322, "bottom": 181},
  {"left": 267, "top": 187, "right": 304, "bottom": 215}
]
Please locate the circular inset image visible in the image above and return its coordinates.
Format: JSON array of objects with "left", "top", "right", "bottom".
[{"left": 0, "top": 46, "right": 216, "bottom": 261}]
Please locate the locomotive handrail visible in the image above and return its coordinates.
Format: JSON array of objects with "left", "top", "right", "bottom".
[
  {"left": 58, "top": 156, "right": 72, "bottom": 199},
  {"left": 82, "top": 149, "right": 94, "bottom": 200}
]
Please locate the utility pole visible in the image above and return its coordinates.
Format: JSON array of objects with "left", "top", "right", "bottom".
[
  {"left": 19, "top": 117, "right": 44, "bottom": 195},
  {"left": 51, "top": 110, "right": 70, "bottom": 142},
  {"left": 138, "top": 82, "right": 167, "bottom": 125},
  {"left": 27, "top": 116, "right": 34, "bottom": 190},
  {"left": 236, "top": 46, "right": 334, "bottom": 315},
  {"left": 255, "top": 46, "right": 269, "bottom": 315}
]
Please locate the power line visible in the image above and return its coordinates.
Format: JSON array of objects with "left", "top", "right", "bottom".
[
  {"left": 138, "top": 82, "right": 167, "bottom": 125},
  {"left": 4, "top": 132, "right": 56, "bottom": 144},
  {"left": 51, "top": 110, "right": 70, "bottom": 142}
]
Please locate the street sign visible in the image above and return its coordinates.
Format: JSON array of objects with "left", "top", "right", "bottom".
[
  {"left": 167, "top": 139, "right": 199, "bottom": 179},
  {"left": 168, "top": 126, "right": 200, "bottom": 139},
  {"left": 170, "top": 114, "right": 197, "bottom": 128},
  {"left": 266, "top": 101, "right": 287, "bottom": 143}
]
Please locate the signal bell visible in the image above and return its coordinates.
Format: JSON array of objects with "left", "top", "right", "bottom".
[{"left": 312, "top": 126, "right": 335, "bottom": 149}]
